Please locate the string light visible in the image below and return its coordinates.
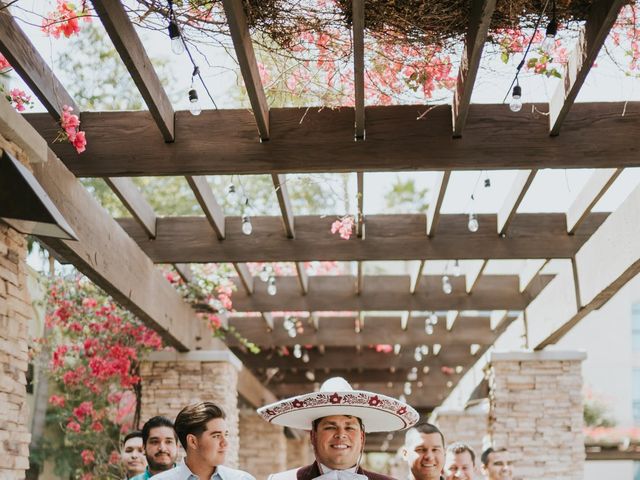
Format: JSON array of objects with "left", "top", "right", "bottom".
[
  {"left": 542, "top": 0, "right": 558, "bottom": 54},
  {"left": 453, "top": 260, "right": 461, "bottom": 277},
  {"left": 467, "top": 212, "right": 479, "bottom": 232},
  {"left": 302, "top": 351, "right": 310, "bottom": 363},
  {"left": 188, "top": 88, "right": 201, "bottom": 116},
  {"left": 283, "top": 316, "right": 294, "bottom": 331},
  {"left": 442, "top": 275, "right": 453, "bottom": 295},
  {"left": 167, "top": 1, "right": 185, "bottom": 55},
  {"left": 241, "top": 214, "right": 252, "bottom": 235},
  {"left": 404, "top": 382, "right": 412, "bottom": 396},
  {"left": 414, "top": 347, "right": 423, "bottom": 362},
  {"left": 287, "top": 328, "right": 297, "bottom": 338},
  {"left": 420, "top": 345, "right": 429, "bottom": 355},
  {"left": 227, "top": 183, "right": 238, "bottom": 204},
  {"left": 509, "top": 83, "right": 523, "bottom": 113},
  {"left": 293, "top": 344, "right": 302, "bottom": 359},
  {"left": 267, "top": 276, "right": 277, "bottom": 296},
  {"left": 425, "top": 320, "right": 434, "bottom": 335},
  {"left": 259, "top": 265, "right": 271, "bottom": 282},
  {"left": 429, "top": 312, "right": 438, "bottom": 325},
  {"left": 305, "top": 370, "right": 315, "bottom": 381}
]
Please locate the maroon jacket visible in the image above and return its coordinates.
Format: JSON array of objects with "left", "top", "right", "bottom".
[{"left": 294, "top": 462, "right": 396, "bottom": 480}]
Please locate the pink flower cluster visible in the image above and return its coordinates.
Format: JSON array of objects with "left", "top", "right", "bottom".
[
  {"left": 0, "top": 54, "right": 11, "bottom": 73},
  {"left": 331, "top": 215, "right": 355, "bottom": 240},
  {"left": 6, "top": 88, "right": 32, "bottom": 112},
  {"left": 42, "top": 0, "right": 91, "bottom": 39},
  {"left": 60, "top": 105, "right": 87, "bottom": 153}
]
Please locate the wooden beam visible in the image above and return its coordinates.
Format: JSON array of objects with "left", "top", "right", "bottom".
[
  {"left": 497, "top": 170, "right": 537, "bottom": 235},
  {"left": 0, "top": 7, "right": 78, "bottom": 118},
  {"left": 446, "top": 311, "right": 459, "bottom": 331},
  {"left": 225, "top": 274, "right": 552, "bottom": 312},
  {"left": 173, "top": 263, "right": 193, "bottom": 283},
  {"left": 518, "top": 259, "right": 548, "bottom": 292},
  {"left": 237, "top": 367, "right": 277, "bottom": 407},
  {"left": 25, "top": 103, "right": 640, "bottom": 177},
  {"left": 465, "top": 260, "right": 487, "bottom": 293},
  {"left": 221, "top": 0, "right": 269, "bottom": 139},
  {"left": 185, "top": 175, "right": 225, "bottom": 240},
  {"left": 426, "top": 171, "right": 450, "bottom": 237},
  {"left": 272, "top": 173, "right": 295, "bottom": 238},
  {"left": 353, "top": 0, "right": 365, "bottom": 139},
  {"left": 91, "top": 0, "right": 174, "bottom": 141},
  {"left": 295, "top": 262, "right": 309, "bottom": 295},
  {"left": 104, "top": 177, "right": 157, "bottom": 238},
  {"left": 566, "top": 168, "right": 622, "bottom": 234},
  {"left": 411, "top": 261, "right": 426, "bottom": 294},
  {"left": 451, "top": 0, "right": 497, "bottom": 137},
  {"left": 356, "top": 262, "right": 364, "bottom": 295},
  {"left": 261, "top": 312, "right": 274, "bottom": 332},
  {"left": 115, "top": 213, "right": 606, "bottom": 263},
  {"left": 233, "top": 262, "right": 254, "bottom": 295},
  {"left": 356, "top": 171, "right": 364, "bottom": 238},
  {"left": 549, "top": 0, "right": 627, "bottom": 135},
  {"left": 267, "top": 368, "right": 460, "bottom": 385},
  {"left": 489, "top": 310, "right": 508, "bottom": 331}
]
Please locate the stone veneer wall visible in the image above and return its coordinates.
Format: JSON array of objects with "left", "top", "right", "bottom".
[
  {"left": 140, "top": 351, "right": 241, "bottom": 468},
  {"left": 238, "top": 408, "right": 287, "bottom": 477},
  {"left": 286, "top": 437, "right": 312, "bottom": 470},
  {"left": 0, "top": 224, "right": 32, "bottom": 479},
  {"left": 487, "top": 351, "right": 586, "bottom": 480},
  {"left": 431, "top": 407, "right": 487, "bottom": 457}
]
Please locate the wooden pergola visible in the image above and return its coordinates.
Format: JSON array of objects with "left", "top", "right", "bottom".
[{"left": 1, "top": 0, "right": 639, "bottom": 451}]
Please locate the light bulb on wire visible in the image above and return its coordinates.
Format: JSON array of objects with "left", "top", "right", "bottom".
[
  {"left": 429, "top": 312, "right": 438, "bottom": 325},
  {"left": 302, "top": 351, "right": 310, "bottom": 363},
  {"left": 293, "top": 344, "right": 302, "bottom": 359},
  {"left": 227, "top": 183, "right": 238, "bottom": 204},
  {"left": 442, "top": 275, "right": 453, "bottom": 295},
  {"left": 283, "top": 316, "right": 294, "bottom": 331},
  {"left": 267, "top": 276, "right": 277, "bottom": 296},
  {"left": 241, "top": 214, "right": 252, "bottom": 235},
  {"left": 259, "top": 265, "right": 270, "bottom": 282},
  {"left": 467, "top": 212, "right": 479, "bottom": 232},
  {"left": 509, "top": 84, "right": 523, "bottom": 113},
  {"left": 453, "top": 260, "right": 461, "bottom": 277},
  {"left": 188, "top": 89, "right": 201, "bottom": 116},
  {"left": 542, "top": 0, "right": 558, "bottom": 54},
  {"left": 425, "top": 323, "right": 434, "bottom": 335},
  {"left": 168, "top": 20, "right": 185, "bottom": 55}
]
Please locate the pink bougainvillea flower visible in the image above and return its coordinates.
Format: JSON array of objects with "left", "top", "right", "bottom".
[
  {"left": 66, "top": 420, "right": 81, "bottom": 433},
  {"left": 0, "top": 54, "right": 11, "bottom": 73},
  {"left": 57, "top": 105, "right": 87, "bottom": 154},
  {"left": 48, "top": 394, "right": 66, "bottom": 407},
  {"left": 6, "top": 88, "right": 32, "bottom": 112},
  {"left": 81, "top": 449, "right": 95, "bottom": 466},
  {"left": 331, "top": 215, "right": 355, "bottom": 240},
  {"left": 42, "top": 0, "right": 90, "bottom": 39}
]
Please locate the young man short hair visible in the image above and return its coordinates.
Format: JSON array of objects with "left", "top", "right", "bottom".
[
  {"left": 402, "top": 423, "right": 446, "bottom": 480},
  {"left": 480, "top": 448, "right": 512, "bottom": 480},
  {"left": 153, "top": 402, "right": 255, "bottom": 480},
  {"left": 444, "top": 443, "right": 476, "bottom": 480},
  {"left": 131, "top": 416, "right": 179, "bottom": 479},
  {"left": 121, "top": 430, "right": 146, "bottom": 479}
]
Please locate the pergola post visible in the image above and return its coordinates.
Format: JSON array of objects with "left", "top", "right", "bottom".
[
  {"left": 487, "top": 351, "right": 586, "bottom": 480},
  {"left": 430, "top": 407, "right": 488, "bottom": 458},
  {"left": 139, "top": 351, "right": 242, "bottom": 467}
]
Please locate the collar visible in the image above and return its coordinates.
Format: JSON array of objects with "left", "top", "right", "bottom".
[
  {"left": 318, "top": 464, "right": 358, "bottom": 474},
  {"left": 174, "top": 461, "right": 226, "bottom": 480}
]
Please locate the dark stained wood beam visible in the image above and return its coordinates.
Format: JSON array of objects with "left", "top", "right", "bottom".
[
  {"left": 104, "top": 177, "right": 157, "bottom": 238},
  {"left": 233, "top": 262, "right": 254, "bottom": 295},
  {"left": 549, "top": 0, "right": 627, "bottom": 135},
  {"left": 173, "top": 263, "right": 193, "bottom": 283},
  {"left": 272, "top": 173, "right": 295, "bottom": 238},
  {"left": 451, "top": 0, "right": 496, "bottom": 137},
  {"left": 262, "top": 368, "right": 462, "bottom": 386},
  {"left": 411, "top": 261, "right": 426, "bottom": 294},
  {"left": 115, "top": 213, "right": 607, "bottom": 263},
  {"left": 426, "top": 171, "right": 450, "bottom": 237},
  {"left": 353, "top": 0, "right": 365, "bottom": 139},
  {"left": 91, "top": 0, "right": 174, "bottom": 141},
  {"left": 465, "top": 260, "right": 487, "bottom": 293},
  {"left": 356, "top": 171, "right": 364, "bottom": 238},
  {"left": 186, "top": 175, "right": 225, "bottom": 239},
  {"left": 295, "top": 262, "right": 309, "bottom": 295},
  {"left": 221, "top": 0, "right": 269, "bottom": 139},
  {"left": 497, "top": 170, "right": 537, "bottom": 234},
  {"left": 24, "top": 103, "right": 640, "bottom": 177},
  {"left": 225, "top": 274, "right": 551, "bottom": 312}
]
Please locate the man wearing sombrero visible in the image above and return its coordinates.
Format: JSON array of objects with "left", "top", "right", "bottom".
[{"left": 258, "top": 377, "right": 419, "bottom": 480}]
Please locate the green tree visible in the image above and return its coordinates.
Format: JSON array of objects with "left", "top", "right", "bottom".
[{"left": 384, "top": 176, "right": 430, "bottom": 213}]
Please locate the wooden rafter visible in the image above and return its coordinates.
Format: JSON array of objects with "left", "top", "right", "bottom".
[
  {"left": 411, "top": 260, "right": 426, "bottom": 294},
  {"left": 353, "top": 0, "right": 365, "bottom": 139},
  {"left": 451, "top": 0, "right": 497, "bottom": 137},
  {"left": 264, "top": 369, "right": 462, "bottom": 385},
  {"left": 226, "top": 274, "right": 552, "bottom": 312},
  {"left": 272, "top": 173, "right": 295, "bottom": 238},
  {"left": 233, "top": 262, "right": 254, "bottom": 295},
  {"left": 91, "top": 0, "right": 175, "bottom": 141},
  {"left": 356, "top": 171, "right": 364, "bottom": 238},
  {"left": 518, "top": 259, "right": 548, "bottom": 292},
  {"left": 25, "top": 103, "right": 640, "bottom": 177},
  {"left": 549, "top": 0, "right": 627, "bottom": 135},
  {"left": 295, "top": 262, "right": 309, "bottom": 295},
  {"left": 497, "top": 170, "right": 537, "bottom": 235},
  {"left": 465, "top": 260, "right": 487, "bottom": 293},
  {"left": 221, "top": 0, "right": 269, "bottom": 139},
  {"left": 116, "top": 213, "right": 607, "bottom": 263},
  {"left": 185, "top": 175, "right": 226, "bottom": 239},
  {"left": 173, "top": 263, "right": 194, "bottom": 283},
  {"left": 104, "top": 177, "right": 157, "bottom": 238},
  {"left": 426, "top": 171, "right": 450, "bottom": 237},
  {"left": 566, "top": 168, "right": 622, "bottom": 234}
]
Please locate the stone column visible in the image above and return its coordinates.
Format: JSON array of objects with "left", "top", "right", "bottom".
[
  {"left": 140, "top": 351, "right": 241, "bottom": 468},
  {"left": 487, "top": 351, "right": 586, "bottom": 480},
  {"left": 431, "top": 405, "right": 488, "bottom": 456},
  {"left": 0, "top": 224, "right": 32, "bottom": 479},
  {"left": 238, "top": 407, "right": 287, "bottom": 476}
]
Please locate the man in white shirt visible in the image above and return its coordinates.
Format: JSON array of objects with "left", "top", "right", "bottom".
[
  {"left": 480, "top": 448, "right": 512, "bottom": 480},
  {"left": 153, "top": 402, "right": 255, "bottom": 480},
  {"left": 443, "top": 443, "right": 476, "bottom": 480},
  {"left": 402, "top": 423, "right": 446, "bottom": 480}
]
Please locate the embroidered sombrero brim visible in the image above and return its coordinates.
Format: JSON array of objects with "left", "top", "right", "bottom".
[{"left": 257, "top": 388, "right": 419, "bottom": 432}]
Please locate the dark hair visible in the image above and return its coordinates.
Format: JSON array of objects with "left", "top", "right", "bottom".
[
  {"left": 122, "top": 430, "right": 143, "bottom": 446},
  {"left": 311, "top": 415, "right": 364, "bottom": 432},
  {"left": 141, "top": 416, "right": 177, "bottom": 445},
  {"left": 481, "top": 447, "right": 508, "bottom": 467},
  {"left": 412, "top": 422, "right": 446, "bottom": 448},
  {"left": 447, "top": 442, "right": 476, "bottom": 465},
  {"left": 175, "top": 402, "right": 226, "bottom": 449}
]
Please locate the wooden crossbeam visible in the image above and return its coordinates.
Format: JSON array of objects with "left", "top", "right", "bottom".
[
  {"left": 451, "top": 0, "right": 497, "bottom": 137},
  {"left": 566, "top": 168, "right": 622, "bottom": 234},
  {"left": 411, "top": 261, "right": 426, "bottom": 294},
  {"left": 497, "top": 170, "right": 537, "bottom": 235},
  {"left": 186, "top": 175, "right": 225, "bottom": 239},
  {"left": 272, "top": 173, "right": 295, "bottom": 237},
  {"left": 518, "top": 259, "right": 548, "bottom": 292},
  {"left": 221, "top": 0, "right": 269, "bottom": 139},
  {"left": 465, "top": 260, "right": 487, "bottom": 293},
  {"left": 356, "top": 171, "right": 364, "bottom": 238},
  {"left": 265, "top": 368, "right": 460, "bottom": 385},
  {"left": 549, "top": 0, "right": 627, "bottom": 135},
  {"left": 426, "top": 171, "right": 450, "bottom": 237},
  {"left": 356, "top": 262, "right": 364, "bottom": 295},
  {"left": 104, "top": 177, "right": 157, "bottom": 238},
  {"left": 115, "top": 213, "right": 606, "bottom": 263},
  {"left": 225, "top": 274, "right": 551, "bottom": 312},
  {"left": 233, "top": 262, "right": 254, "bottom": 295},
  {"left": 261, "top": 312, "right": 274, "bottom": 332},
  {"left": 353, "top": 0, "right": 365, "bottom": 139},
  {"left": 173, "top": 263, "right": 193, "bottom": 283},
  {"left": 295, "top": 262, "right": 309, "bottom": 295},
  {"left": 91, "top": 0, "right": 175, "bottom": 141},
  {"left": 25, "top": 103, "right": 640, "bottom": 177}
]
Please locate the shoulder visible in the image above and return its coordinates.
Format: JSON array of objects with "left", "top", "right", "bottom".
[
  {"left": 151, "top": 469, "right": 180, "bottom": 480},
  {"left": 360, "top": 469, "right": 397, "bottom": 480},
  {"left": 218, "top": 465, "right": 256, "bottom": 480},
  {"left": 266, "top": 466, "right": 303, "bottom": 480}
]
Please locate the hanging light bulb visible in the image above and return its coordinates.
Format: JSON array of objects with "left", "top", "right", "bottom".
[
  {"left": 414, "top": 348, "right": 422, "bottom": 362},
  {"left": 425, "top": 323, "right": 434, "bottom": 335},
  {"left": 259, "top": 265, "right": 270, "bottom": 282},
  {"left": 241, "top": 214, "right": 253, "bottom": 235},
  {"left": 267, "top": 276, "right": 277, "bottom": 296},
  {"left": 168, "top": 20, "right": 185, "bottom": 55},
  {"left": 467, "top": 212, "right": 479, "bottom": 232},
  {"left": 407, "top": 370, "right": 418, "bottom": 382},
  {"left": 404, "top": 382, "right": 412, "bottom": 396},
  {"left": 429, "top": 312, "right": 438, "bottom": 325},
  {"left": 393, "top": 344, "right": 401, "bottom": 355},
  {"left": 442, "top": 275, "right": 453, "bottom": 295},
  {"left": 453, "top": 260, "right": 461, "bottom": 277},
  {"left": 287, "top": 328, "right": 297, "bottom": 338},
  {"left": 283, "top": 316, "right": 294, "bottom": 331},
  {"left": 227, "top": 183, "right": 238, "bottom": 204},
  {"left": 302, "top": 351, "right": 310, "bottom": 363},
  {"left": 509, "top": 84, "right": 523, "bottom": 113},
  {"left": 420, "top": 345, "right": 429, "bottom": 355},
  {"left": 188, "top": 88, "right": 201, "bottom": 116},
  {"left": 542, "top": 0, "right": 558, "bottom": 54},
  {"left": 305, "top": 370, "right": 315, "bottom": 381},
  {"left": 293, "top": 344, "right": 302, "bottom": 359}
]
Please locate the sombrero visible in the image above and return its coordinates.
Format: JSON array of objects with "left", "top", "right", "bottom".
[{"left": 257, "top": 377, "right": 419, "bottom": 432}]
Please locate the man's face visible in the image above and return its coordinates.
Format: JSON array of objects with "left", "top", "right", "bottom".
[
  {"left": 144, "top": 426, "right": 178, "bottom": 473},
  {"left": 445, "top": 451, "right": 475, "bottom": 480},
  {"left": 122, "top": 436, "right": 146, "bottom": 478},
  {"left": 482, "top": 451, "right": 512, "bottom": 480},
  {"left": 311, "top": 415, "right": 364, "bottom": 470},
  {"left": 404, "top": 432, "right": 445, "bottom": 480},
  {"left": 189, "top": 418, "right": 229, "bottom": 469}
]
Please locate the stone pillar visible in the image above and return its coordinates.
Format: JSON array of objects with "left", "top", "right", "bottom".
[
  {"left": 140, "top": 351, "right": 241, "bottom": 468},
  {"left": 286, "top": 437, "right": 312, "bottom": 469},
  {"left": 431, "top": 405, "right": 488, "bottom": 456},
  {"left": 238, "top": 407, "right": 287, "bottom": 476},
  {"left": 0, "top": 224, "right": 32, "bottom": 479},
  {"left": 488, "top": 351, "right": 586, "bottom": 480}
]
